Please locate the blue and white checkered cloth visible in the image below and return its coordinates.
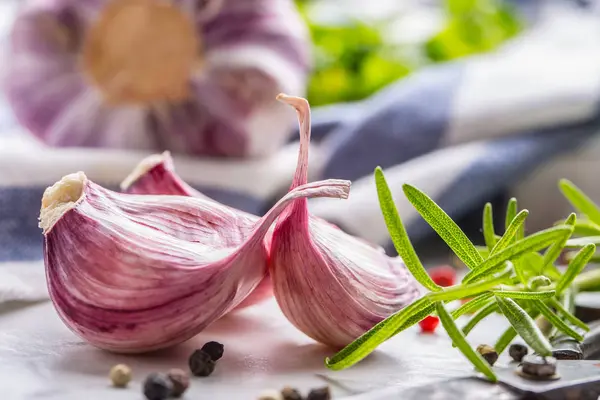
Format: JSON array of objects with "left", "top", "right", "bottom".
[{"left": 2, "top": 1, "right": 600, "bottom": 303}]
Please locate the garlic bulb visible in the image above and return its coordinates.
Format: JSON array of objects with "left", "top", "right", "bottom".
[
  {"left": 120, "top": 151, "right": 272, "bottom": 309},
  {"left": 5, "top": 0, "right": 310, "bottom": 157},
  {"left": 40, "top": 172, "right": 349, "bottom": 352},
  {"left": 269, "top": 95, "right": 421, "bottom": 348}
]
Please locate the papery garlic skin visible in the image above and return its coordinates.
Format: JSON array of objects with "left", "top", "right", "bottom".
[
  {"left": 4, "top": 0, "right": 310, "bottom": 157},
  {"left": 120, "top": 151, "right": 271, "bottom": 310},
  {"left": 268, "top": 95, "right": 421, "bottom": 348},
  {"left": 40, "top": 172, "right": 349, "bottom": 352}
]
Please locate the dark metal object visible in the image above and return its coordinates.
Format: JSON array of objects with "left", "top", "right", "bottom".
[
  {"left": 360, "top": 361, "right": 600, "bottom": 400},
  {"left": 551, "top": 320, "right": 600, "bottom": 360},
  {"left": 520, "top": 355, "right": 557, "bottom": 378},
  {"left": 350, "top": 320, "right": 600, "bottom": 399}
]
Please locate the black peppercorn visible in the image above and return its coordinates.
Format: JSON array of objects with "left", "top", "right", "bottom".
[
  {"left": 167, "top": 368, "right": 190, "bottom": 397},
  {"left": 143, "top": 373, "right": 173, "bottom": 400},
  {"left": 509, "top": 343, "right": 529, "bottom": 362},
  {"left": 281, "top": 386, "right": 303, "bottom": 400},
  {"left": 476, "top": 344, "right": 498, "bottom": 366},
  {"left": 189, "top": 349, "right": 216, "bottom": 377},
  {"left": 307, "top": 386, "right": 331, "bottom": 400},
  {"left": 201, "top": 341, "right": 225, "bottom": 361}
]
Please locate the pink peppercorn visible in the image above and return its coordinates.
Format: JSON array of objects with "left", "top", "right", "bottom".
[
  {"left": 428, "top": 265, "right": 456, "bottom": 287},
  {"left": 419, "top": 315, "right": 440, "bottom": 333}
]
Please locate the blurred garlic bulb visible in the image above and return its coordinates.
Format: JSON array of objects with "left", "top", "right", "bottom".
[
  {"left": 268, "top": 95, "right": 421, "bottom": 348},
  {"left": 4, "top": 0, "right": 310, "bottom": 157}
]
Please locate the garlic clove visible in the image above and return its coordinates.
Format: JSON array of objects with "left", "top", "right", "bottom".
[
  {"left": 268, "top": 94, "right": 421, "bottom": 348},
  {"left": 120, "top": 151, "right": 271, "bottom": 310},
  {"left": 120, "top": 151, "right": 208, "bottom": 199},
  {"left": 40, "top": 171, "right": 349, "bottom": 352}
]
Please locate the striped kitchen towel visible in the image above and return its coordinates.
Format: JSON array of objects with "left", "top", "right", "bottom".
[{"left": 2, "top": 0, "right": 600, "bottom": 304}]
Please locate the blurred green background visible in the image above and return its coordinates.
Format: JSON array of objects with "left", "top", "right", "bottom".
[{"left": 295, "top": 0, "right": 522, "bottom": 106}]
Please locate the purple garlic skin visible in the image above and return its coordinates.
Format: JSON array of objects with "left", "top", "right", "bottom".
[
  {"left": 120, "top": 151, "right": 273, "bottom": 310},
  {"left": 269, "top": 95, "right": 421, "bottom": 348},
  {"left": 4, "top": 0, "right": 310, "bottom": 157},
  {"left": 40, "top": 172, "right": 349, "bottom": 353}
]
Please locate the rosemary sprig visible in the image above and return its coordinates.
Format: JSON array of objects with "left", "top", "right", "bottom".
[{"left": 325, "top": 168, "right": 599, "bottom": 381}]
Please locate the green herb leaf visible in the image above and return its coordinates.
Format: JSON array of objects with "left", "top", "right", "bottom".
[
  {"left": 463, "top": 226, "right": 573, "bottom": 284},
  {"left": 461, "top": 301, "right": 499, "bottom": 337},
  {"left": 495, "top": 297, "right": 552, "bottom": 356},
  {"left": 483, "top": 203, "right": 496, "bottom": 252},
  {"left": 542, "top": 213, "right": 576, "bottom": 278},
  {"left": 574, "top": 268, "right": 600, "bottom": 292},
  {"left": 491, "top": 210, "right": 529, "bottom": 255},
  {"left": 533, "top": 300, "right": 583, "bottom": 341},
  {"left": 451, "top": 292, "right": 494, "bottom": 319},
  {"left": 546, "top": 297, "right": 589, "bottom": 332},
  {"left": 565, "top": 236, "right": 600, "bottom": 248},
  {"left": 325, "top": 296, "right": 433, "bottom": 370},
  {"left": 475, "top": 245, "right": 491, "bottom": 258},
  {"left": 527, "top": 276, "right": 552, "bottom": 290},
  {"left": 505, "top": 198, "right": 518, "bottom": 236},
  {"left": 559, "top": 179, "right": 600, "bottom": 225},
  {"left": 392, "top": 303, "right": 437, "bottom": 336},
  {"left": 436, "top": 302, "right": 497, "bottom": 382},
  {"left": 493, "top": 289, "right": 555, "bottom": 300},
  {"left": 556, "top": 243, "right": 596, "bottom": 295},
  {"left": 374, "top": 168, "right": 442, "bottom": 292},
  {"left": 494, "top": 326, "right": 517, "bottom": 355},
  {"left": 521, "top": 252, "right": 547, "bottom": 281},
  {"left": 427, "top": 264, "right": 513, "bottom": 302},
  {"left": 572, "top": 220, "right": 600, "bottom": 236},
  {"left": 403, "top": 184, "right": 484, "bottom": 269}
]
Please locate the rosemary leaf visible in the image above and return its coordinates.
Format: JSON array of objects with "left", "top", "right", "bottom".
[
  {"left": 483, "top": 203, "right": 496, "bottom": 252},
  {"left": 326, "top": 296, "right": 433, "bottom": 370},
  {"left": 546, "top": 297, "right": 589, "bottom": 332},
  {"left": 495, "top": 297, "right": 552, "bottom": 356},
  {"left": 493, "top": 289, "right": 555, "bottom": 300},
  {"left": 403, "top": 184, "right": 484, "bottom": 269},
  {"left": 436, "top": 302, "right": 497, "bottom": 382},
  {"left": 542, "top": 213, "right": 576, "bottom": 278},
  {"left": 505, "top": 198, "right": 518, "bottom": 237},
  {"left": 495, "top": 326, "right": 517, "bottom": 355},
  {"left": 491, "top": 210, "right": 529, "bottom": 256},
  {"left": 565, "top": 236, "right": 600, "bottom": 248},
  {"left": 427, "top": 264, "right": 512, "bottom": 302},
  {"left": 574, "top": 268, "right": 600, "bottom": 292},
  {"left": 463, "top": 226, "right": 573, "bottom": 283},
  {"left": 533, "top": 300, "right": 583, "bottom": 341},
  {"left": 451, "top": 293, "right": 494, "bottom": 319},
  {"left": 556, "top": 243, "right": 596, "bottom": 295},
  {"left": 572, "top": 220, "right": 600, "bottom": 236},
  {"left": 559, "top": 179, "right": 600, "bottom": 225},
  {"left": 392, "top": 303, "right": 437, "bottom": 336},
  {"left": 374, "top": 168, "right": 441, "bottom": 292},
  {"left": 528, "top": 276, "right": 552, "bottom": 290}
]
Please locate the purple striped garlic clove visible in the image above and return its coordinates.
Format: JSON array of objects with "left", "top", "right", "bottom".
[
  {"left": 5, "top": 0, "right": 310, "bottom": 157},
  {"left": 268, "top": 95, "right": 421, "bottom": 349},
  {"left": 120, "top": 151, "right": 272, "bottom": 310},
  {"left": 40, "top": 172, "right": 350, "bottom": 353}
]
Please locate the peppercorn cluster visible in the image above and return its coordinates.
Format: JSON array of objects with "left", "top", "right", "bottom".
[{"left": 258, "top": 385, "right": 331, "bottom": 400}]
